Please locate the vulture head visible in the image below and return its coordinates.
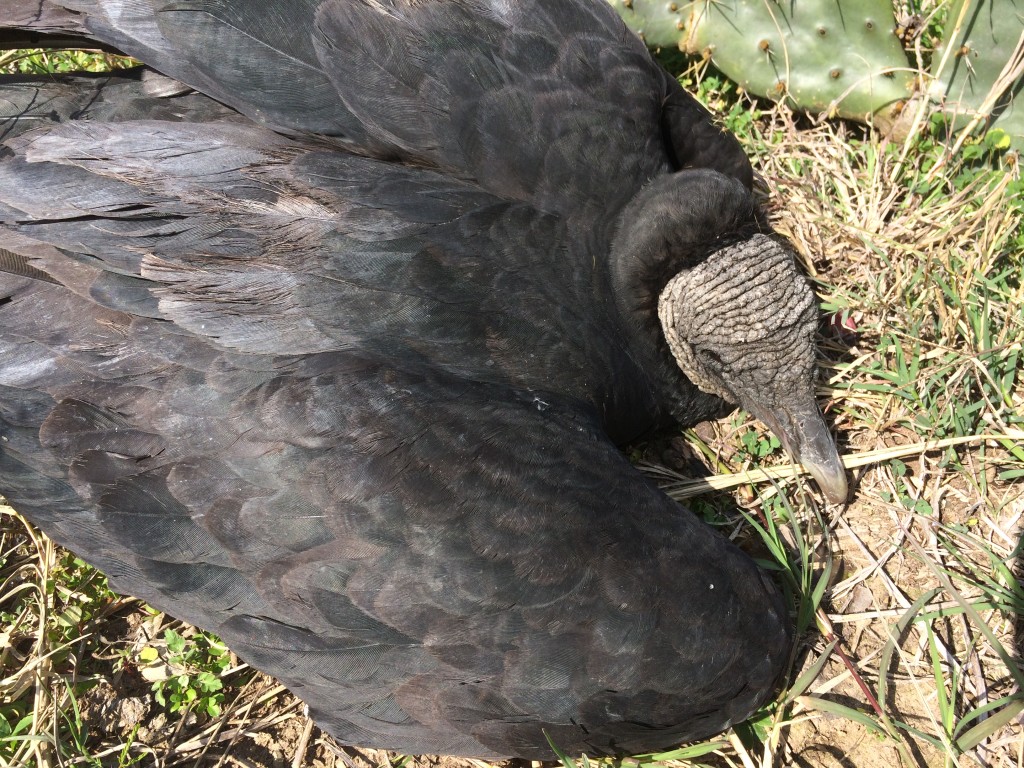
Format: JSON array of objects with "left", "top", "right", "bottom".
[{"left": 613, "top": 169, "right": 848, "bottom": 503}]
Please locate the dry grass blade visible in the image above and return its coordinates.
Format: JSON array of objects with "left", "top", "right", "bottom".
[{"left": 645, "top": 432, "right": 1024, "bottom": 500}]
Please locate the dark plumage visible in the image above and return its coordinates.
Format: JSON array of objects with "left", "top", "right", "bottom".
[{"left": 0, "top": 0, "right": 846, "bottom": 759}]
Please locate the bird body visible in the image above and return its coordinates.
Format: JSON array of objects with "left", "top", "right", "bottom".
[{"left": 0, "top": 0, "right": 843, "bottom": 758}]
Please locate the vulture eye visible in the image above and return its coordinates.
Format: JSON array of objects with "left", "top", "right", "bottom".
[{"left": 696, "top": 347, "right": 724, "bottom": 369}]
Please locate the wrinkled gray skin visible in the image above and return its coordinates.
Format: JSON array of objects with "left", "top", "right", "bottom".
[
  {"left": 609, "top": 170, "right": 847, "bottom": 503},
  {"left": 659, "top": 236, "right": 848, "bottom": 503}
]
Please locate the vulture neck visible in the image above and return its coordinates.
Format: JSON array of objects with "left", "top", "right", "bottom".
[{"left": 606, "top": 169, "right": 762, "bottom": 427}]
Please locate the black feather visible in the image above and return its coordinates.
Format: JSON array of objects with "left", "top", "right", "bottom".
[{"left": 0, "top": 1, "right": 793, "bottom": 760}]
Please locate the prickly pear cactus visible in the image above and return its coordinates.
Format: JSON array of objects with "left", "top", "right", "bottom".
[
  {"left": 609, "top": 0, "right": 913, "bottom": 126},
  {"left": 607, "top": 0, "right": 688, "bottom": 48},
  {"left": 930, "top": 0, "right": 1024, "bottom": 148}
]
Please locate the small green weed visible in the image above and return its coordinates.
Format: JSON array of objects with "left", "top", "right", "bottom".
[
  {"left": 141, "top": 627, "right": 232, "bottom": 718},
  {"left": 688, "top": 73, "right": 763, "bottom": 138},
  {"left": 879, "top": 459, "right": 934, "bottom": 515},
  {"left": 739, "top": 428, "right": 782, "bottom": 460}
]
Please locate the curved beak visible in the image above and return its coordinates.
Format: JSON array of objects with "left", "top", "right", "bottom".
[{"left": 751, "top": 397, "right": 848, "bottom": 504}]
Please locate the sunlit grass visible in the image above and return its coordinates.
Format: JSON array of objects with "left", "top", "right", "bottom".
[{"left": 652, "top": 51, "right": 1022, "bottom": 767}]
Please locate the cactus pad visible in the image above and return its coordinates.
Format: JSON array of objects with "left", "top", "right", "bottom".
[
  {"left": 931, "top": 0, "right": 1024, "bottom": 148},
  {"left": 609, "top": 0, "right": 913, "bottom": 126}
]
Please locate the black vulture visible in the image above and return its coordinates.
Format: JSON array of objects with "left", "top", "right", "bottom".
[{"left": 0, "top": 0, "right": 847, "bottom": 759}]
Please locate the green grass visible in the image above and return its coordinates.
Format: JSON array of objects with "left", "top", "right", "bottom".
[
  {"left": 1, "top": 525, "right": 124, "bottom": 765},
  {"left": 2, "top": 21, "right": 1023, "bottom": 768},
  {"left": 674, "top": 61, "right": 1023, "bottom": 767},
  {"left": 0, "top": 48, "right": 134, "bottom": 74}
]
